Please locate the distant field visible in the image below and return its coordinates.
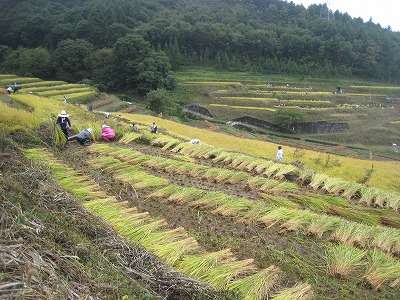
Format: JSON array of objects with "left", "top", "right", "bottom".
[{"left": 176, "top": 69, "right": 400, "bottom": 150}]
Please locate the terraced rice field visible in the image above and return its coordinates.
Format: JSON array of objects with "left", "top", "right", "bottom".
[
  {"left": 2, "top": 75, "right": 400, "bottom": 299},
  {"left": 1, "top": 74, "right": 99, "bottom": 103},
  {"left": 179, "top": 75, "right": 398, "bottom": 128},
  {"left": 20, "top": 128, "right": 400, "bottom": 299}
]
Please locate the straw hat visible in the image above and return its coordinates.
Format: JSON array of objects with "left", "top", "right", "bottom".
[
  {"left": 58, "top": 110, "right": 68, "bottom": 117},
  {"left": 102, "top": 124, "right": 110, "bottom": 129},
  {"left": 87, "top": 128, "right": 93, "bottom": 134}
]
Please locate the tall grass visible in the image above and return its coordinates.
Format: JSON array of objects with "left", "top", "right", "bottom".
[
  {"left": 372, "top": 228, "right": 400, "bottom": 255},
  {"left": 189, "top": 191, "right": 231, "bottom": 210},
  {"left": 22, "top": 83, "right": 84, "bottom": 92},
  {"left": 37, "top": 87, "right": 93, "bottom": 97},
  {"left": 258, "top": 194, "right": 299, "bottom": 209},
  {"left": 54, "top": 125, "right": 67, "bottom": 146},
  {"left": 309, "top": 173, "right": 329, "bottom": 190},
  {"left": 49, "top": 91, "right": 98, "bottom": 104},
  {"left": 289, "top": 195, "right": 332, "bottom": 213},
  {"left": 0, "top": 101, "right": 40, "bottom": 132}
]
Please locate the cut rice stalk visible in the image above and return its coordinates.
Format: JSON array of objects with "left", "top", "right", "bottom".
[
  {"left": 271, "top": 283, "right": 314, "bottom": 300},
  {"left": 177, "top": 249, "right": 236, "bottom": 278},
  {"left": 228, "top": 266, "right": 281, "bottom": 300},
  {"left": 149, "top": 237, "right": 200, "bottom": 265},
  {"left": 363, "top": 249, "right": 400, "bottom": 290},
  {"left": 325, "top": 244, "right": 366, "bottom": 278},
  {"left": 202, "top": 259, "right": 256, "bottom": 288}
]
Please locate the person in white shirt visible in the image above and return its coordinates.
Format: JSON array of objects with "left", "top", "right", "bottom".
[
  {"left": 189, "top": 139, "right": 201, "bottom": 145},
  {"left": 276, "top": 146, "right": 283, "bottom": 162},
  {"left": 150, "top": 122, "right": 158, "bottom": 134}
]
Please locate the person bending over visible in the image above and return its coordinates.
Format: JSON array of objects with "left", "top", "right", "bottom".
[
  {"left": 68, "top": 128, "right": 92, "bottom": 146},
  {"left": 101, "top": 124, "right": 115, "bottom": 141}
]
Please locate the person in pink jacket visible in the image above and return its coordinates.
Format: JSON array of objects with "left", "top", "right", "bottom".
[{"left": 101, "top": 124, "right": 115, "bottom": 141}]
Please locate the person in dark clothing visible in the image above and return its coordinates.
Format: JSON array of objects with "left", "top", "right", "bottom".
[
  {"left": 67, "top": 128, "right": 92, "bottom": 146},
  {"left": 56, "top": 110, "right": 72, "bottom": 137},
  {"left": 150, "top": 122, "right": 157, "bottom": 134},
  {"left": 131, "top": 123, "right": 139, "bottom": 132}
]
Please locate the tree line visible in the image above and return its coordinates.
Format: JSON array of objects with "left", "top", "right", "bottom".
[{"left": 1, "top": 0, "right": 400, "bottom": 94}]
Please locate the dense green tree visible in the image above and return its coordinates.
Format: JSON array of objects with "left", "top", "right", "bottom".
[
  {"left": 1, "top": 49, "right": 21, "bottom": 74},
  {"left": 146, "top": 88, "right": 179, "bottom": 115},
  {"left": 2, "top": 0, "right": 400, "bottom": 82},
  {"left": 75, "top": 20, "right": 93, "bottom": 41},
  {"left": 87, "top": 48, "right": 114, "bottom": 90},
  {"left": 112, "top": 34, "right": 152, "bottom": 90},
  {"left": 136, "top": 52, "right": 176, "bottom": 94},
  {"left": 19, "top": 47, "right": 53, "bottom": 78},
  {"left": 53, "top": 39, "right": 94, "bottom": 82},
  {"left": 108, "top": 23, "right": 132, "bottom": 45},
  {"left": 0, "top": 45, "right": 12, "bottom": 66},
  {"left": 163, "top": 38, "right": 183, "bottom": 68},
  {"left": 274, "top": 109, "right": 305, "bottom": 131},
  {"left": 1, "top": 47, "right": 52, "bottom": 78},
  {"left": 19, "top": 16, "right": 53, "bottom": 48},
  {"left": 46, "top": 24, "right": 74, "bottom": 51},
  {"left": 215, "top": 51, "right": 230, "bottom": 69}
]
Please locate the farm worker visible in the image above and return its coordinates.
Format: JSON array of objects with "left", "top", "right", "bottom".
[
  {"left": 150, "top": 122, "right": 157, "bottom": 134},
  {"left": 63, "top": 96, "right": 67, "bottom": 102},
  {"left": 13, "top": 82, "right": 19, "bottom": 93},
  {"left": 101, "top": 124, "right": 115, "bottom": 141},
  {"left": 276, "top": 146, "right": 283, "bottom": 162},
  {"left": 131, "top": 123, "right": 139, "bottom": 132},
  {"left": 7, "top": 86, "right": 12, "bottom": 94},
  {"left": 68, "top": 128, "right": 92, "bottom": 146},
  {"left": 189, "top": 139, "right": 201, "bottom": 145},
  {"left": 56, "top": 110, "right": 72, "bottom": 137},
  {"left": 104, "top": 112, "right": 110, "bottom": 118}
]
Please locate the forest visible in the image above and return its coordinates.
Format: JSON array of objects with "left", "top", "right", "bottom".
[{"left": 1, "top": 0, "right": 400, "bottom": 94}]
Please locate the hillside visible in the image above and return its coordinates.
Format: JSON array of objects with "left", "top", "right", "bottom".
[
  {"left": 175, "top": 69, "right": 400, "bottom": 155},
  {"left": 2, "top": 0, "right": 400, "bottom": 87},
  {"left": 1, "top": 77, "right": 400, "bottom": 299}
]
